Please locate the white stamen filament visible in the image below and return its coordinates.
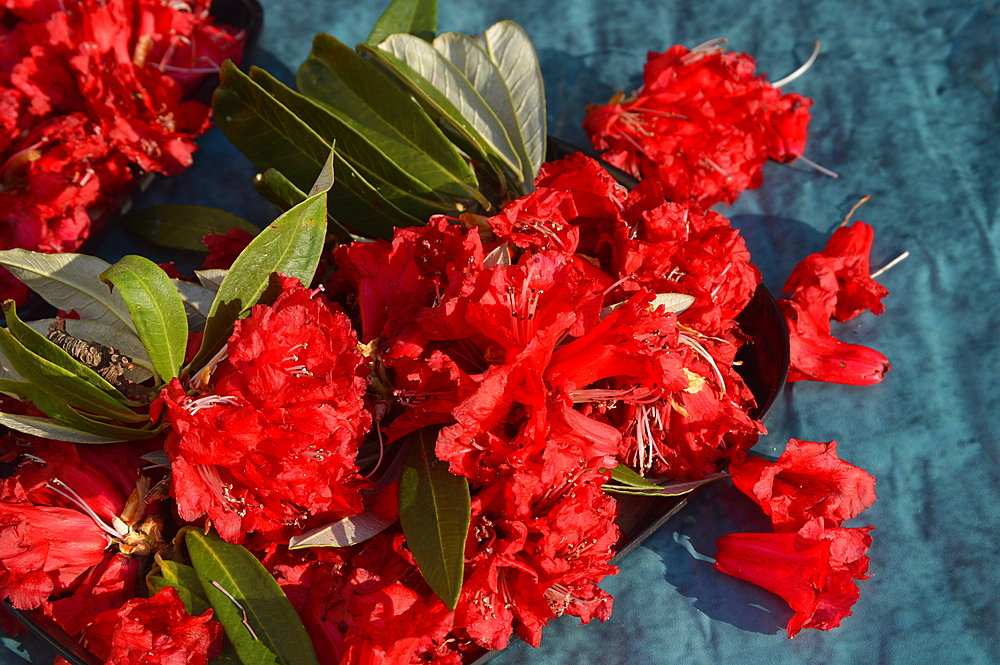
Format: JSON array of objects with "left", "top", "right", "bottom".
[
  {"left": 870, "top": 251, "right": 910, "bottom": 279},
  {"left": 770, "top": 41, "right": 822, "bottom": 88},
  {"left": 795, "top": 154, "right": 839, "bottom": 179},
  {"left": 678, "top": 334, "right": 727, "bottom": 395},
  {"left": 46, "top": 479, "right": 126, "bottom": 539},
  {"left": 185, "top": 395, "right": 241, "bottom": 415}
]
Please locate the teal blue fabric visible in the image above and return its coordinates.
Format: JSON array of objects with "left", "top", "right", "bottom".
[{"left": 5, "top": 0, "right": 1000, "bottom": 663}]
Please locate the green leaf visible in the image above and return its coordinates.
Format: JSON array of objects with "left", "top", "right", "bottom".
[
  {"left": 214, "top": 60, "right": 330, "bottom": 193},
  {"left": 3, "top": 302, "right": 128, "bottom": 401},
  {"left": 480, "top": 21, "right": 547, "bottom": 180},
  {"left": 604, "top": 470, "right": 728, "bottom": 497},
  {"left": 0, "top": 380, "right": 156, "bottom": 442},
  {"left": 610, "top": 464, "right": 662, "bottom": 488},
  {"left": 0, "top": 325, "right": 147, "bottom": 423},
  {"left": 252, "top": 169, "right": 355, "bottom": 241},
  {"left": 100, "top": 256, "right": 189, "bottom": 383},
  {"left": 375, "top": 33, "right": 523, "bottom": 181},
  {"left": 367, "top": 0, "right": 437, "bottom": 44},
  {"left": 187, "top": 187, "right": 328, "bottom": 373},
  {"left": 186, "top": 530, "right": 319, "bottom": 665},
  {"left": 0, "top": 410, "right": 135, "bottom": 443},
  {"left": 215, "top": 61, "right": 422, "bottom": 237},
  {"left": 0, "top": 250, "right": 134, "bottom": 332},
  {"left": 433, "top": 31, "right": 535, "bottom": 185},
  {"left": 148, "top": 559, "right": 211, "bottom": 616},
  {"left": 122, "top": 205, "right": 261, "bottom": 252},
  {"left": 398, "top": 428, "right": 470, "bottom": 610},
  {"left": 250, "top": 67, "right": 456, "bottom": 221},
  {"left": 299, "top": 35, "right": 480, "bottom": 198},
  {"left": 288, "top": 511, "right": 393, "bottom": 550}
]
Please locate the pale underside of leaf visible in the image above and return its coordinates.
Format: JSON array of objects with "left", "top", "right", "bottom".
[
  {"left": 0, "top": 250, "right": 135, "bottom": 332},
  {"left": 288, "top": 511, "right": 394, "bottom": 549},
  {"left": 195, "top": 269, "right": 228, "bottom": 292},
  {"left": 378, "top": 33, "right": 523, "bottom": 179},
  {"left": 433, "top": 32, "right": 534, "bottom": 186},
  {"left": 482, "top": 20, "right": 547, "bottom": 180},
  {"left": 0, "top": 411, "right": 129, "bottom": 444},
  {"left": 173, "top": 279, "right": 216, "bottom": 332}
]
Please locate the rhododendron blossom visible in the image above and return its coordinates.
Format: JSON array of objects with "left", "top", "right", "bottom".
[
  {"left": 780, "top": 221, "right": 892, "bottom": 384},
  {"left": 83, "top": 586, "right": 223, "bottom": 664},
  {"left": 730, "top": 438, "right": 877, "bottom": 531},
  {"left": 156, "top": 276, "right": 371, "bottom": 543},
  {"left": 584, "top": 41, "right": 813, "bottom": 207},
  {"left": 714, "top": 519, "right": 873, "bottom": 637},
  {"left": 0, "top": 0, "right": 243, "bottom": 301}
]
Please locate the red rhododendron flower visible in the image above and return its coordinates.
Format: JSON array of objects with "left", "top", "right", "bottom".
[
  {"left": 784, "top": 222, "right": 889, "bottom": 322},
  {"left": 780, "top": 221, "right": 891, "bottom": 385},
  {"left": 0, "top": 0, "right": 243, "bottom": 302},
  {"left": 584, "top": 41, "right": 812, "bottom": 207},
  {"left": 730, "top": 438, "right": 876, "bottom": 531},
  {"left": 201, "top": 227, "right": 255, "bottom": 270},
  {"left": 0, "top": 439, "right": 150, "bottom": 612},
  {"left": 157, "top": 276, "right": 371, "bottom": 542},
  {"left": 714, "top": 519, "right": 873, "bottom": 637},
  {"left": 83, "top": 586, "right": 223, "bottom": 664}
]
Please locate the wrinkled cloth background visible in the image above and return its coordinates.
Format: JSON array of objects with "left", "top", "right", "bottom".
[{"left": 4, "top": 0, "right": 1000, "bottom": 663}]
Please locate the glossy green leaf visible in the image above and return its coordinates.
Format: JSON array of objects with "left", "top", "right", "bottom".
[
  {"left": 214, "top": 60, "right": 330, "bottom": 193},
  {"left": 122, "top": 205, "right": 261, "bottom": 252},
  {"left": 0, "top": 410, "right": 133, "bottom": 443},
  {"left": 300, "top": 34, "right": 479, "bottom": 198},
  {"left": 252, "top": 169, "right": 354, "bottom": 241},
  {"left": 0, "top": 325, "right": 147, "bottom": 423},
  {"left": 376, "top": 33, "right": 523, "bottom": 180},
  {"left": 610, "top": 463, "right": 662, "bottom": 488},
  {"left": 148, "top": 559, "right": 211, "bottom": 616},
  {"left": 367, "top": 0, "right": 437, "bottom": 44},
  {"left": 480, "top": 21, "right": 547, "bottom": 180},
  {"left": 101, "top": 256, "right": 189, "bottom": 383},
  {"left": 3, "top": 302, "right": 127, "bottom": 401},
  {"left": 215, "top": 61, "right": 421, "bottom": 238},
  {"left": 250, "top": 67, "right": 455, "bottom": 220},
  {"left": 187, "top": 187, "right": 328, "bottom": 373},
  {"left": 356, "top": 42, "right": 504, "bottom": 197},
  {"left": 399, "top": 428, "right": 470, "bottom": 610},
  {"left": 605, "top": 470, "right": 728, "bottom": 496},
  {"left": 0, "top": 379, "right": 156, "bottom": 442},
  {"left": 0, "top": 250, "right": 134, "bottom": 332},
  {"left": 187, "top": 530, "right": 318, "bottom": 665}
]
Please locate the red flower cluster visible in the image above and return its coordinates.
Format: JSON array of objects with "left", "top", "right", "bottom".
[
  {"left": 717, "top": 438, "right": 876, "bottom": 637},
  {"left": 583, "top": 40, "right": 812, "bottom": 208},
  {"left": 83, "top": 586, "right": 223, "bottom": 665},
  {"left": 324, "top": 153, "right": 764, "bottom": 656},
  {"left": 780, "top": 221, "right": 891, "bottom": 385},
  {"left": 0, "top": 0, "right": 243, "bottom": 302},
  {"left": 0, "top": 437, "right": 164, "bottom": 644},
  {"left": 155, "top": 275, "right": 372, "bottom": 544}
]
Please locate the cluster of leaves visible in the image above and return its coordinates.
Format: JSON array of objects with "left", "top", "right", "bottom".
[
  {"left": 212, "top": 0, "right": 546, "bottom": 240},
  {"left": 0, "top": 151, "right": 334, "bottom": 446}
]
